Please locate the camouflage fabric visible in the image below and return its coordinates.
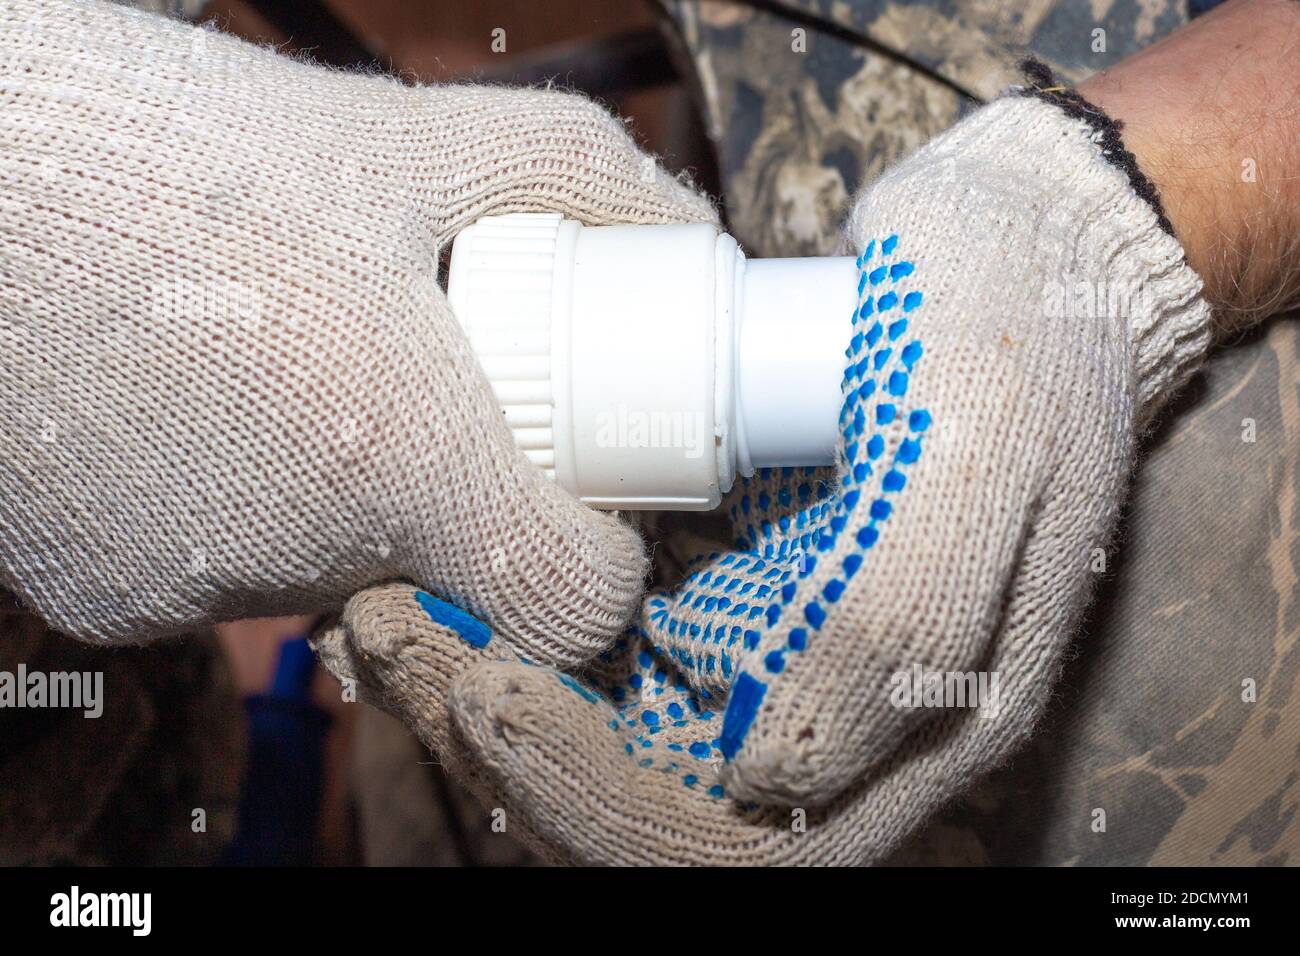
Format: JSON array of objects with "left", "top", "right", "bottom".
[
  {"left": 657, "top": 0, "right": 1193, "bottom": 256},
  {"left": 767, "top": 0, "right": 1189, "bottom": 93},
  {"left": 659, "top": 0, "right": 1298, "bottom": 865},
  {"left": 887, "top": 318, "right": 1300, "bottom": 865}
]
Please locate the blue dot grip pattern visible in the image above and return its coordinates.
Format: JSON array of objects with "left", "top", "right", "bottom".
[{"left": 636, "top": 233, "right": 932, "bottom": 763}]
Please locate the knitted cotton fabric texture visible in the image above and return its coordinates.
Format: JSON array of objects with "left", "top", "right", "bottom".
[
  {"left": 319, "top": 92, "right": 1214, "bottom": 864},
  {"left": 706, "top": 92, "right": 1213, "bottom": 806},
  {"left": 0, "top": 0, "right": 714, "bottom": 646}
]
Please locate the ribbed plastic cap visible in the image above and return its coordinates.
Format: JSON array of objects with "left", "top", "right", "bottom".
[
  {"left": 446, "top": 212, "right": 576, "bottom": 480},
  {"left": 448, "top": 213, "right": 729, "bottom": 511}
]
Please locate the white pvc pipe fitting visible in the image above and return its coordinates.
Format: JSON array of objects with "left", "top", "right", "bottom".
[{"left": 447, "top": 212, "right": 857, "bottom": 510}]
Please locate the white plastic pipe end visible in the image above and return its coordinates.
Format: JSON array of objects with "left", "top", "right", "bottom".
[
  {"left": 736, "top": 257, "right": 860, "bottom": 468},
  {"left": 447, "top": 213, "right": 857, "bottom": 511}
]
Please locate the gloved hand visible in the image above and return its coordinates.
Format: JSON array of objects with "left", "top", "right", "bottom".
[
  {"left": 317, "top": 91, "right": 1214, "bottom": 864},
  {"left": 0, "top": 0, "right": 713, "bottom": 645}
]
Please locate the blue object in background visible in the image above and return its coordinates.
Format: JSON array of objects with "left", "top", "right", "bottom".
[{"left": 220, "top": 637, "right": 330, "bottom": 866}]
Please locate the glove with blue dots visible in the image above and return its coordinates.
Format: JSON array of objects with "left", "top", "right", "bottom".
[{"left": 317, "top": 95, "right": 1213, "bottom": 863}]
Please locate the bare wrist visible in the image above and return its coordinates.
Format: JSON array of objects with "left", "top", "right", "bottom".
[{"left": 1078, "top": 0, "right": 1300, "bottom": 329}]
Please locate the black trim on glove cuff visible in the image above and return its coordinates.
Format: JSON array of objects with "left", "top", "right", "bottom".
[{"left": 1014, "top": 58, "right": 1175, "bottom": 237}]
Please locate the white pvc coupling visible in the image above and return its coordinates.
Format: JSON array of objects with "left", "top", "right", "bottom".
[{"left": 447, "top": 212, "right": 857, "bottom": 511}]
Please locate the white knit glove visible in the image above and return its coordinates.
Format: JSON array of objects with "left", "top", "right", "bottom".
[
  {"left": 317, "top": 93, "right": 1213, "bottom": 864},
  {"left": 0, "top": 0, "right": 714, "bottom": 646}
]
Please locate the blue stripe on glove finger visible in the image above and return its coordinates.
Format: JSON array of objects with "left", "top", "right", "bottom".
[{"left": 415, "top": 590, "right": 493, "bottom": 649}]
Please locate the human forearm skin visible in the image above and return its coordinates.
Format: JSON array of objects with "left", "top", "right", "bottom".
[{"left": 1078, "top": 0, "right": 1300, "bottom": 330}]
